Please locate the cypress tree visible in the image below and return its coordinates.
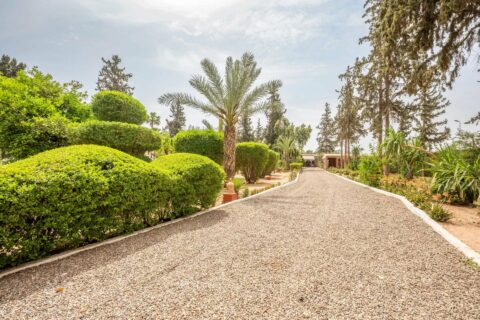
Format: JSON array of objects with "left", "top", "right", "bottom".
[
  {"left": 316, "top": 103, "right": 337, "bottom": 153},
  {"left": 96, "top": 55, "right": 134, "bottom": 95}
]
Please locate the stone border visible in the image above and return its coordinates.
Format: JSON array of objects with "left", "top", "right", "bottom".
[
  {"left": 326, "top": 170, "right": 480, "bottom": 265},
  {"left": 0, "top": 172, "right": 300, "bottom": 279}
]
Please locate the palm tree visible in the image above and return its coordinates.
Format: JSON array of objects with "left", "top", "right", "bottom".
[
  {"left": 159, "top": 52, "right": 281, "bottom": 180},
  {"left": 147, "top": 112, "right": 161, "bottom": 130},
  {"left": 274, "top": 134, "right": 298, "bottom": 168}
]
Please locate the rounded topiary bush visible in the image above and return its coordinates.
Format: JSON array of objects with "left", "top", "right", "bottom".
[
  {"left": 151, "top": 153, "right": 225, "bottom": 215},
  {"left": 262, "top": 150, "right": 279, "bottom": 176},
  {"left": 0, "top": 145, "right": 172, "bottom": 269},
  {"left": 92, "top": 90, "right": 148, "bottom": 124},
  {"left": 235, "top": 142, "right": 269, "bottom": 183},
  {"left": 71, "top": 120, "right": 162, "bottom": 157},
  {"left": 173, "top": 130, "right": 223, "bottom": 164}
]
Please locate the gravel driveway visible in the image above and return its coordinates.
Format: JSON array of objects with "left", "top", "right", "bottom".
[{"left": 1, "top": 168, "right": 479, "bottom": 319}]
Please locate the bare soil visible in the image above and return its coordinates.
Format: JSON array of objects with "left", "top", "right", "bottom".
[{"left": 441, "top": 203, "right": 480, "bottom": 253}]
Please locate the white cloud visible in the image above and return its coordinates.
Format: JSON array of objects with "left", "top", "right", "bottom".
[{"left": 74, "top": 0, "right": 326, "bottom": 45}]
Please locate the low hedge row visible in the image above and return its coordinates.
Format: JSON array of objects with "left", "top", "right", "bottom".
[{"left": 0, "top": 145, "right": 224, "bottom": 269}]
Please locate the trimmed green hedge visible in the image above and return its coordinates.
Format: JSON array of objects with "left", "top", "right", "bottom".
[
  {"left": 263, "top": 150, "right": 279, "bottom": 176},
  {"left": 289, "top": 162, "right": 303, "bottom": 171},
  {"left": 235, "top": 142, "right": 269, "bottom": 183},
  {"left": 0, "top": 145, "right": 171, "bottom": 269},
  {"left": 173, "top": 130, "right": 223, "bottom": 164},
  {"left": 92, "top": 91, "right": 147, "bottom": 125},
  {"left": 71, "top": 120, "right": 162, "bottom": 157},
  {"left": 151, "top": 153, "right": 225, "bottom": 215}
]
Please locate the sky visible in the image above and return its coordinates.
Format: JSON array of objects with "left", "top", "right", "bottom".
[{"left": 1, "top": 0, "right": 478, "bottom": 151}]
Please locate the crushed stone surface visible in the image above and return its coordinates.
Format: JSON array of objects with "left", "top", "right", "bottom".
[{"left": 1, "top": 168, "right": 479, "bottom": 319}]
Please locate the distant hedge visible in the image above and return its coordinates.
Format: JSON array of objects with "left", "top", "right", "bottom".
[
  {"left": 235, "top": 142, "right": 269, "bottom": 183},
  {"left": 263, "top": 150, "right": 279, "bottom": 176},
  {"left": 152, "top": 153, "right": 225, "bottom": 215},
  {"left": 71, "top": 120, "right": 162, "bottom": 157},
  {"left": 0, "top": 145, "right": 171, "bottom": 269},
  {"left": 92, "top": 91, "right": 147, "bottom": 125},
  {"left": 173, "top": 130, "right": 223, "bottom": 164},
  {"left": 289, "top": 162, "right": 303, "bottom": 171}
]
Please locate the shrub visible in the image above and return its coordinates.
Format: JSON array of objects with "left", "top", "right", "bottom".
[
  {"left": 359, "top": 155, "right": 382, "bottom": 187},
  {"left": 429, "top": 204, "right": 451, "bottom": 222},
  {"left": 173, "top": 130, "right": 223, "bottom": 164},
  {"left": 91, "top": 91, "right": 147, "bottom": 125},
  {"left": 151, "top": 153, "right": 225, "bottom": 215},
  {"left": 233, "top": 177, "right": 246, "bottom": 194},
  {"left": 242, "top": 188, "right": 251, "bottom": 198},
  {"left": 0, "top": 145, "right": 171, "bottom": 269},
  {"left": 235, "top": 142, "right": 269, "bottom": 183},
  {"left": 71, "top": 120, "right": 162, "bottom": 157},
  {"left": 289, "top": 162, "right": 303, "bottom": 171},
  {"left": 431, "top": 146, "right": 480, "bottom": 204},
  {"left": 262, "top": 150, "right": 279, "bottom": 176}
]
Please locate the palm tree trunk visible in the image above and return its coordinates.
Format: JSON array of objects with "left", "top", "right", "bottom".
[{"left": 224, "top": 124, "right": 236, "bottom": 180}]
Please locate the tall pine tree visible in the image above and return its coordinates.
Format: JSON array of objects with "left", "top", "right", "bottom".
[
  {"left": 316, "top": 103, "right": 337, "bottom": 153},
  {"left": 165, "top": 100, "right": 186, "bottom": 137},
  {"left": 238, "top": 109, "right": 254, "bottom": 142},
  {"left": 413, "top": 77, "right": 450, "bottom": 150},
  {"left": 254, "top": 118, "right": 264, "bottom": 142},
  {"left": 96, "top": 55, "right": 134, "bottom": 95},
  {"left": 264, "top": 81, "right": 286, "bottom": 146}
]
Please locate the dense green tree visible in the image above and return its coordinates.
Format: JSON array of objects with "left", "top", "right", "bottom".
[
  {"left": 264, "top": 81, "right": 286, "bottom": 147},
  {"left": 96, "top": 55, "right": 134, "bottom": 95},
  {"left": 0, "top": 54, "right": 26, "bottom": 77},
  {"left": 367, "top": 0, "right": 480, "bottom": 88},
  {"left": 92, "top": 91, "right": 147, "bottom": 125},
  {"left": 316, "top": 103, "right": 337, "bottom": 153},
  {"left": 147, "top": 112, "right": 161, "bottom": 130},
  {"left": 294, "top": 124, "right": 312, "bottom": 152},
  {"left": 159, "top": 52, "right": 280, "bottom": 180},
  {"left": 164, "top": 99, "right": 186, "bottom": 137}
]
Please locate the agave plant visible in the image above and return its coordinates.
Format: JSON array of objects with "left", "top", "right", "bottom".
[
  {"left": 430, "top": 146, "right": 480, "bottom": 204},
  {"left": 159, "top": 52, "right": 281, "bottom": 180}
]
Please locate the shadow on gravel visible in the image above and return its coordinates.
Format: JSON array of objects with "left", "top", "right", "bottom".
[{"left": 0, "top": 209, "right": 229, "bottom": 302}]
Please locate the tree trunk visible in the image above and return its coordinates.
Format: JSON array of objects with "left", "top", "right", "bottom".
[{"left": 224, "top": 124, "right": 236, "bottom": 180}]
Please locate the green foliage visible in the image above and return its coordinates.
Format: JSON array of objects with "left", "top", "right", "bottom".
[
  {"left": 0, "top": 69, "right": 91, "bottom": 161},
  {"left": 262, "top": 150, "right": 279, "bottom": 176},
  {"left": 173, "top": 130, "right": 224, "bottom": 164},
  {"left": 72, "top": 120, "right": 162, "bottom": 156},
  {"left": 92, "top": 91, "right": 147, "bottom": 125},
  {"left": 429, "top": 204, "right": 452, "bottom": 222},
  {"left": 430, "top": 146, "right": 480, "bottom": 204},
  {"left": 151, "top": 153, "right": 225, "bottom": 215},
  {"left": 382, "top": 129, "right": 428, "bottom": 179},
  {"left": 359, "top": 155, "right": 382, "bottom": 187},
  {"left": 289, "top": 162, "right": 303, "bottom": 171},
  {"left": 235, "top": 142, "right": 270, "bottom": 183},
  {"left": 0, "top": 145, "right": 171, "bottom": 269},
  {"left": 233, "top": 177, "right": 246, "bottom": 194},
  {"left": 242, "top": 187, "right": 251, "bottom": 198},
  {"left": 0, "top": 54, "right": 26, "bottom": 77}
]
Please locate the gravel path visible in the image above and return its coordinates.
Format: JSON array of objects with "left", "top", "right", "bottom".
[{"left": 1, "top": 168, "right": 479, "bottom": 319}]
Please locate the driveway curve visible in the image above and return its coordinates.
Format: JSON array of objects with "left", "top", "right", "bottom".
[{"left": 1, "top": 168, "right": 479, "bottom": 319}]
